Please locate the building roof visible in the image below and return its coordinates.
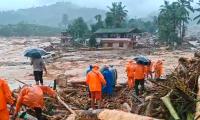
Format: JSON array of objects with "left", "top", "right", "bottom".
[{"left": 94, "top": 28, "right": 141, "bottom": 34}]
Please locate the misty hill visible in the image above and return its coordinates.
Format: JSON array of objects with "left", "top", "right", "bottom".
[{"left": 0, "top": 2, "right": 106, "bottom": 27}]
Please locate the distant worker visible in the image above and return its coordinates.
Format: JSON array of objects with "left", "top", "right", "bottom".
[
  {"left": 14, "top": 85, "right": 56, "bottom": 120},
  {"left": 154, "top": 60, "right": 164, "bottom": 80},
  {"left": 86, "top": 64, "right": 106, "bottom": 109},
  {"left": 102, "top": 66, "right": 114, "bottom": 96},
  {"left": 0, "top": 78, "right": 14, "bottom": 120},
  {"left": 146, "top": 61, "right": 154, "bottom": 79},
  {"left": 86, "top": 65, "right": 93, "bottom": 74},
  {"left": 31, "top": 58, "right": 47, "bottom": 85},
  {"left": 133, "top": 63, "right": 147, "bottom": 96},
  {"left": 86, "top": 65, "right": 93, "bottom": 98},
  {"left": 126, "top": 60, "right": 135, "bottom": 89},
  {"left": 109, "top": 65, "right": 118, "bottom": 88}
]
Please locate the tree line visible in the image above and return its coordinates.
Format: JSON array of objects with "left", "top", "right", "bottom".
[
  {"left": 0, "top": 22, "right": 62, "bottom": 37},
  {"left": 158, "top": 0, "right": 200, "bottom": 47},
  {"left": 66, "top": 2, "right": 157, "bottom": 47}
]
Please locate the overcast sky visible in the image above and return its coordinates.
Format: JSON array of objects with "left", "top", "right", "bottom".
[{"left": 0, "top": 0, "right": 198, "bottom": 17}]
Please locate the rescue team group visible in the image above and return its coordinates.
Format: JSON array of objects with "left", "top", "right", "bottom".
[
  {"left": 86, "top": 59, "right": 163, "bottom": 109},
  {"left": 0, "top": 58, "right": 163, "bottom": 120}
]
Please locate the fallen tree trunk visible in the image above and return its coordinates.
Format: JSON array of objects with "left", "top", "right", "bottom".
[
  {"left": 161, "top": 91, "right": 180, "bottom": 120},
  {"left": 56, "top": 95, "right": 77, "bottom": 115},
  {"left": 98, "top": 109, "right": 161, "bottom": 120}
]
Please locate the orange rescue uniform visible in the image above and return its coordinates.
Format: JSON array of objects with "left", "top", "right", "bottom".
[
  {"left": 133, "top": 64, "right": 147, "bottom": 80},
  {"left": 154, "top": 60, "right": 164, "bottom": 79},
  {"left": 15, "top": 85, "right": 56, "bottom": 114},
  {"left": 0, "top": 78, "right": 14, "bottom": 120},
  {"left": 126, "top": 62, "right": 136, "bottom": 89},
  {"left": 86, "top": 68, "right": 106, "bottom": 100}
]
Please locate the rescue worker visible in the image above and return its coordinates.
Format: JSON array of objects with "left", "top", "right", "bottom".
[
  {"left": 126, "top": 60, "right": 136, "bottom": 89},
  {"left": 146, "top": 61, "right": 154, "bottom": 79},
  {"left": 133, "top": 63, "right": 147, "bottom": 96},
  {"left": 154, "top": 60, "right": 164, "bottom": 80},
  {"left": 102, "top": 66, "right": 114, "bottom": 96},
  {"left": 0, "top": 78, "right": 14, "bottom": 120},
  {"left": 86, "top": 65, "right": 93, "bottom": 74},
  {"left": 86, "top": 64, "right": 106, "bottom": 109},
  {"left": 31, "top": 57, "right": 47, "bottom": 85},
  {"left": 86, "top": 65, "right": 93, "bottom": 98},
  {"left": 109, "top": 65, "right": 117, "bottom": 89},
  {"left": 14, "top": 85, "right": 56, "bottom": 120}
]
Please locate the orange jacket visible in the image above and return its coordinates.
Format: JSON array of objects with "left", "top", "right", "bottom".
[
  {"left": 126, "top": 63, "right": 136, "bottom": 77},
  {"left": 154, "top": 61, "right": 163, "bottom": 77},
  {"left": 86, "top": 69, "right": 106, "bottom": 92},
  {"left": 15, "top": 85, "right": 56, "bottom": 113},
  {"left": 133, "top": 64, "right": 147, "bottom": 80},
  {"left": 0, "top": 78, "right": 14, "bottom": 110},
  {"left": 147, "top": 62, "right": 154, "bottom": 73}
]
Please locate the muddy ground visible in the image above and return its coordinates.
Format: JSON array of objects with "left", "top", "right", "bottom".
[{"left": 0, "top": 37, "right": 194, "bottom": 89}]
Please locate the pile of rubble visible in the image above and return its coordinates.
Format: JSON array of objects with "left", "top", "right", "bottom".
[{"left": 20, "top": 52, "right": 200, "bottom": 120}]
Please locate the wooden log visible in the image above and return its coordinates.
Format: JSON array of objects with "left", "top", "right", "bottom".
[
  {"left": 161, "top": 91, "right": 180, "bottom": 120},
  {"left": 98, "top": 109, "right": 161, "bottom": 120},
  {"left": 56, "top": 95, "right": 77, "bottom": 115},
  {"left": 195, "top": 76, "right": 200, "bottom": 120}
]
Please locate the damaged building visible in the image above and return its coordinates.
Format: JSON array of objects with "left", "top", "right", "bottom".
[{"left": 95, "top": 28, "right": 141, "bottom": 49}]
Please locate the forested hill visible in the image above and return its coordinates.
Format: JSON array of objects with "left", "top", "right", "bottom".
[{"left": 0, "top": 2, "right": 106, "bottom": 27}]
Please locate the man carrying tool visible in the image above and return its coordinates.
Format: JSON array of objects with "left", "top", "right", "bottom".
[
  {"left": 14, "top": 85, "right": 56, "bottom": 120},
  {"left": 86, "top": 64, "right": 106, "bottom": 109},
  {"left": 0, "top": 78, "right": 14, "bottom": 120}
]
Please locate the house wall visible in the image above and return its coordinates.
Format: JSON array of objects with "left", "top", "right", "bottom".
[{"left": 102, "top": 42, "right": 130, "bottom": 49}]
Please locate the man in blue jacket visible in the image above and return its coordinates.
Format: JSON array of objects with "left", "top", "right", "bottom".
[{"left": 102, "top": 66, "right": 114, "bottom": 96}]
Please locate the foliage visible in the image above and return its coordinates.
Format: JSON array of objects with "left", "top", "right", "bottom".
[
  {"left": 0, "top": 22, "right": 61, "bottom": 37},
  {"left": 158, "top": 0, "right": 193, "bottom": 46},
  {"left": 89, "top": 34, "right": 97, "bottom": 47},
  {"left": 127, "top": 17, "right": 157, "bottom": 33},
  {"left": 105, "top": 2, "right": 128, "bottom": 28},
  {"left": 194, "top": 1, "right": 200, "bottom": 24},
  {"left": 61, "top": 14, "right": 68, "bottom": 28},
  {"left": 68, "top": 17, "right": 89, "bottom": 39},
  {"left": 91, "top": 14, "right": 104, "bottom": 32}
]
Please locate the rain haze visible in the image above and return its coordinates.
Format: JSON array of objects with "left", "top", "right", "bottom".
[{"left": 0, "top": 0, "right": 198, "bottom": 17}]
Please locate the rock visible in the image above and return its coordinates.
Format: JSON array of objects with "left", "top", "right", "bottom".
[
  {"left": 121, "top": 103, "right": 131, "bottom": 112},
  {"left": 194, "top": 51, "right": 200, "bottom": 58}
]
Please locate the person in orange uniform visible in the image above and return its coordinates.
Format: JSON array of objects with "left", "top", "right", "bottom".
[
  {"left": 14, "top": 85, "right": 56, "bottom": 120},
  {"left": 146, "top": 61, "right": 154, "bottom": 79},
  {"left": 86, "top": 64, "right": 106, "bottom": 109},
  {"left": 0, "top": 78, "right": 14, "bottom": 120},
  {"left": 126, "top": 60, "right": 136, "bottom": 89},
  {"left": 154, "top": 60, "right": 164, "bottom": 80},
  {"left": 133, "top": 63, "right": 147, "bottom": 96}
]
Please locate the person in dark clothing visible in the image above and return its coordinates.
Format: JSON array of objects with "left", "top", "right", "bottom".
[
  {"left": 31, "top": 58, "right": 47, "bottom": 85},
  {"left": 109, "top": 65, "right": 117, "bottom": 88}
]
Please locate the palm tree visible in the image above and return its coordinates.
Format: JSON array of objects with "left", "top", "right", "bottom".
[
  {"left": 194, "top": 1, "right": 200, "bottom": 24},
  {"left": 106, "top": 2, "right": 128, "bottom": 28},
  {"left": 177, "top": 0, "right": 193, "bottom": 42}
]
